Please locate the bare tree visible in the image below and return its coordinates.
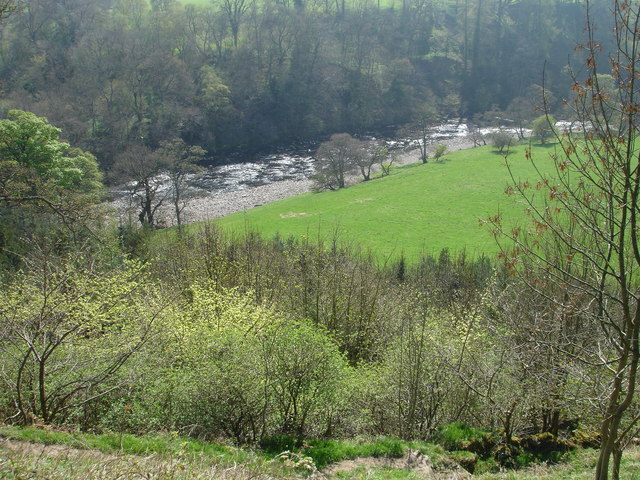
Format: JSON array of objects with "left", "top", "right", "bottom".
[
  {"left": 374, "top": 144, "right": 393, "bottom": 177},
  {"left": 221, "top": 0, "right": 254, "bottom": 48},
  {"left": 159, "top": 138, "right": 206, "bottom": 229},
  {"left": 353, "top": 141, "right": 377, "bottom": 182},
  {"left": 312, "top": 133, "right": 365, "bottom": 190},
  {"left": 408, "top": 103, "right": 439, "bottom": 164},
  {"left": 491, "top": 3, "right": 640, "bottom": 478},
  {"left": 112, "top": 144, "right": 168, "bottom": 228},
  {"left": 0, "top": 253, "right": 165, "bottom": 425}
]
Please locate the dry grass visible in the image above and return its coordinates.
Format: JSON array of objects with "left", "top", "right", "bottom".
[{"left": 0, "top": 437, "right": 301, "bottom": 479}]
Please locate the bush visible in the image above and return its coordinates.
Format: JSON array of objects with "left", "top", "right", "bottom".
[
  {"left": 491, "top": 130, "right": 513, "bottom": 153},
  {"left": 519, "top": 432, "right": 575, "bottom": 457},
  {"left": 474, "top": 457, "right": 500, "bottom": 474},
  {"left": 260, "top": 434, "right": 303, "bottom": 454},
  {"left": 262, "top": 320, "right": 350, "bottom": 437},
  {"left": 433, "top": 422, "right": 495, "bottom": 454},
  {"left": 433, "top": 143, "right": 447, "bottom": 161},
  {"left": 449, "top": 450, "right": 478, "bottom": 473},
  {"left": 123, "top": 285, "right": 352, "bottom": 444}
]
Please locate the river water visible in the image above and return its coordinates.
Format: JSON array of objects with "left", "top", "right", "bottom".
[{"left": 192, "top": 121, "right": 478, "bottom": 194}]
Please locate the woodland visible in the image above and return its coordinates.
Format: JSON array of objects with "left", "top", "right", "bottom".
[
  {"left": 0, "top": 0, "right": 609, "bottom": 170},
  {"left": 1, "top": 1, "right": 640, "bottom": 480}
]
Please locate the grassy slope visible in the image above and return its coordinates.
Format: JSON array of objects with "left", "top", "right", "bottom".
[{"left": 214, "top": 143, "right": 559, "bottom": 262}]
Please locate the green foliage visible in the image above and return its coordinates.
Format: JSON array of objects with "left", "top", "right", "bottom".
[
  {"left": 571, "top": 429, "right": 601, "bottom": 449},
  {"left": 0, "top": 110, "right": 103, "bottom": 195},
  {"left": 519, "top": 433, "right": 575, "bottom": 458},
  {"left": 491, "top": 131, "right": 514, "bottom": 153},
  {"left": 0, "top": 0, "right": 587, "bottom": 162},
  {"left": 118, "top": 284, "right": 351, "bottom": 443},
  {"left": 0, "top": 110, "right": 105, "bottom": 269},
  {"left": 531, "top": 114, "right": 557, "bottom": 144},
  {"left": 301, "top": 437, "right": 406, "bottom": 469},
  {"left": 432, "top": 143, "right": 447, "bottom": 161},
  {"left": 0, "top": 256, "right": 165, "bottom": 425},
  {"left": 260, "top": 436, "right": 423, "bottom": 470},
  {"left": 198, "top": 66, "right": 231, "bottom": 112},
  {"left": 449, "top": 450, "right": 478, "bottom": 473}
]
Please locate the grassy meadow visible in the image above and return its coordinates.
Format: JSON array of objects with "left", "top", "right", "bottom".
[{"left": 213, "top": 142, "right": 560, "bottom": 262}]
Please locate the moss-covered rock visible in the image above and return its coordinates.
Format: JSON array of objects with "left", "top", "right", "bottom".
[
  {"left": 571, "top": 429, "right": 601, "bottom": 448},
  {"left": 519, "top": 432, "right": 575, "bottom": 456}
]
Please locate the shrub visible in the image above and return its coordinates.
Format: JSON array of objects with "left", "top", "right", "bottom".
[
  {"left": 519, "top": 432, "right": 575, "bottom": 457},
  {"left": 491, "top": 130, "right": 513, "bottom": 153},
  {"left": 433, "top": 422, "right": 495, "bottom": 454},
  {"left": 450, "top": 450, "right": 478, "bottom": 473},
  {"left": 433, "top": 143, "right": 447, "bottom": 161}
]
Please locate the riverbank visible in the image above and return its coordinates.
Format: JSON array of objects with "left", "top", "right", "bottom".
[
  {"left": 114, "top": 135, "right": 477, "bottom": 226},
  {"left": 177, "top": 136, "right": 477, "bottom": 224}
]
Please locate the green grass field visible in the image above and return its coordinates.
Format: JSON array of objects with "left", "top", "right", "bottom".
[{"left": 213, "top": 143, "right": 560, "bottom": 262}]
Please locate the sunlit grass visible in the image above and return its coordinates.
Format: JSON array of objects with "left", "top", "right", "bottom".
[{"left": 213, "top": 142, "right": 560, "bottom": 263}]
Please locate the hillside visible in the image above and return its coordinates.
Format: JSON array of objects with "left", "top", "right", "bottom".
[{"left": 214, "top": 143, "right": 559, "bottom": 261}]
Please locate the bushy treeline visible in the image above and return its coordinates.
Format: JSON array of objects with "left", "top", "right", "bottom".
[
  {"left": 0, "top": 0, "right": 606, "bottom": 169},
  {"left": 0, "top": 222, "right": 608, "bottom": 463}
]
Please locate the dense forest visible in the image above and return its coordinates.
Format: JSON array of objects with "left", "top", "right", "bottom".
[{"left": 0, "top": 0, "right": 611, "bottom": 171}]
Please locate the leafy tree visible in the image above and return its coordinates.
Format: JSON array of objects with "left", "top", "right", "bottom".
[
  {"left": 0, "top": 110, "right": 104, "bottom": 268},
  {"left": 0, "top": 110, "right": 103, "bottom": 203},
  {"left": 531, "top": 114, "right": 556, "bottom": 144},
  {"left": 492, "top": 2, "right": 640, "bottom": 478},
  {"left": 491, "top": 130, "right": 513, "bottom": 153}
]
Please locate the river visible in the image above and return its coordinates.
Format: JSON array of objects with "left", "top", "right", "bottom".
[{"left": 191, "top": 121, "right": 475, "bottom": 194}]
